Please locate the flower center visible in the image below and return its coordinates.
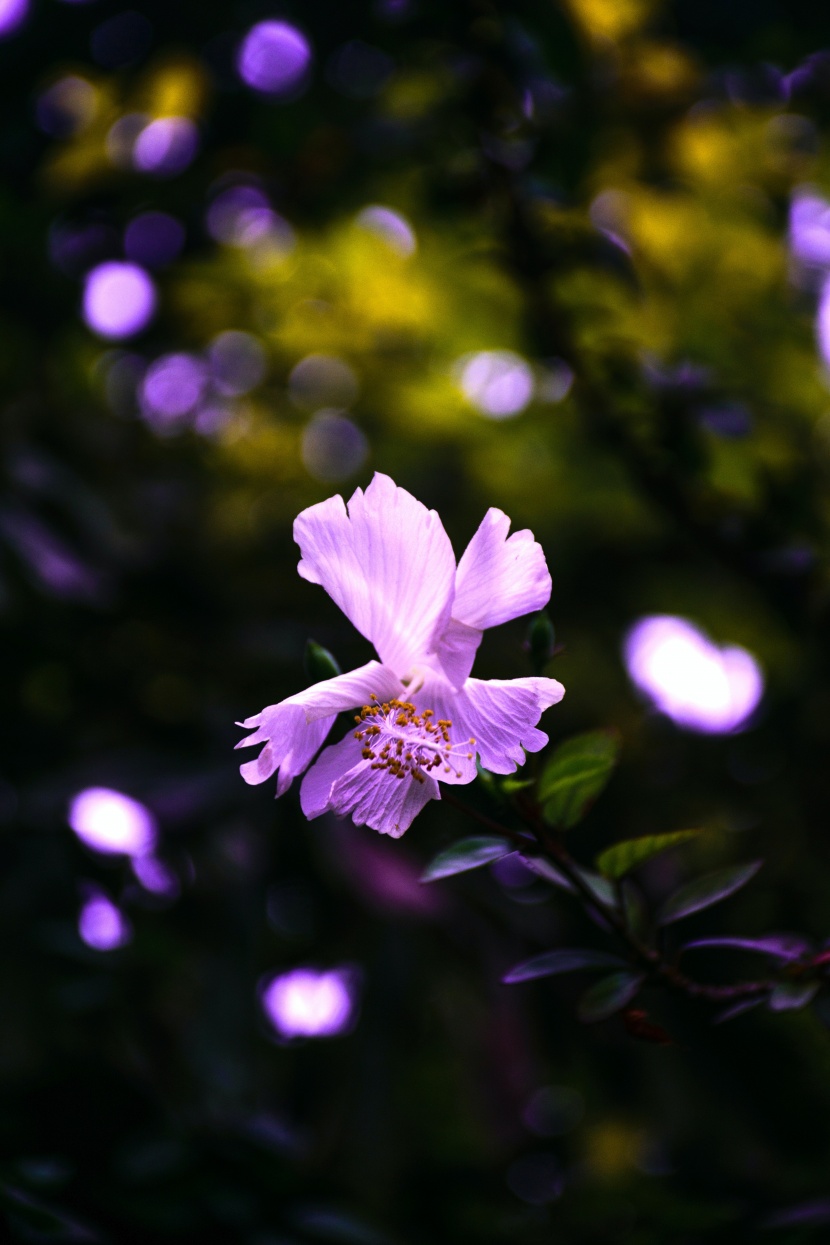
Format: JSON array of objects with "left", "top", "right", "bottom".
[{"left": 353, "top": 696, "right": 475, "bottom": 783}]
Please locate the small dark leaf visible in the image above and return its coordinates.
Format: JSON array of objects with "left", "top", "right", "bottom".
[
  {"left": 768, "top": 980, "right": 819, "bottom": 1012},
  {"left": 539, "top": 731, "right": 619, "bottom": 829},
  {"left": 577, "top": 971, "right": 644, "bottom": 1023},
  {"left": 657, "top": 861, "right": 762, "bottom": 926},
  {"left": 421, "top": 836, "right": 511, "bottom": 882},
  {"left": 304, "top": 639, "right": 341, "bottom": 683},
  {"left": 682, "top": 934, "right": 808, "bottom": 962},
  {"left": 596, "top": 830, "right": 699, "bottom": 880},
  {"left": 503, "top": 947, "right": 626, "bottom": 984}
]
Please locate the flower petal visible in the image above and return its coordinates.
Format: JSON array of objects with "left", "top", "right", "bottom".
[
  {"left": 419, "top": 674, "right": 565, "bottom": 778},
  {"left": 237, "top": 661, "right": 403, "bottom": 794},
  {"left": 434, "top": 617, "right": 483, "bottom": 690},
  {"left": 294, "top": 473, "right": 457, "bottom": 677},
  {"left": 301, "top": 732, "right": 440, "bottom": 837},
  {"left": 452, "top": 508, "right": 552, "bottom": 631}
]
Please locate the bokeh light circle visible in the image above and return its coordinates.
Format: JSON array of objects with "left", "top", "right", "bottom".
[
  {"left": 237, "top": 21, "right": 311, "bottom": 95},
  {"left": 623, "top": 615, "right": 763, "bottom": 734},
  {"left": 69, "top": 787, "right": 157, "bottom": 856},
  {"left": 261, "top": 968, "right": 356, "bottom": 1038},
  {"left": 82, "top": 262, "right": 157, "bottom": 340},
  {"left": 457, "top": 350, "right": 534, "bottom": 418}
]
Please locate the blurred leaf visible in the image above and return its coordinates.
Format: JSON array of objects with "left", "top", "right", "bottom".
[
  {"left": 539, "top": 731, "right": 619, "bottom": 829},
  {"left": 501, "top": 777, "right": 534, "bottom": 795},
  {"left": 577, "top": 971, "right": 644, "bottom": 1023},
  {"left": 503, "top": 947, "right": 626, "bottom": 983},
  {"left": 304, "top": 639, "right": 341, "bottom": 683},
  {"left": 768, "top": 981, "right": 819, "bottom": 1012},
  {"left": 657, "top": 861, "right": 763, "bottom": 926},
  {"left": 596, "top": 830, "right": 699, "bottom": 879},
  {"left": 712, "top": 995, "right": 767, "bottom": 1024},
  {"left": 420, "top": 836, "right": 511, "bottom": 882},
  {"left": 682, "top": 935, "right": 809, "bottom": 961}
]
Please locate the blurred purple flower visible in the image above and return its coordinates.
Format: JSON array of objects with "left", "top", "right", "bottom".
[{"left": 237, "top": 473, "right": 564, "bottom": 837}]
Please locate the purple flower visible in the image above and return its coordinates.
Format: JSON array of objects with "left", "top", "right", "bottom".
[{"left": 236, "top": 474, "right": 564, "bottom": 837}]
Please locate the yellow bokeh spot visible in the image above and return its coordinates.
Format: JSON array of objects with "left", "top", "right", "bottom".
[{"left": 566, "top": 0, "right": 660, "bottom": 43}]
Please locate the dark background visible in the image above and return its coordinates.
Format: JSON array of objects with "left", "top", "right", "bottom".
[{"left": 4, "top": 0, "right": 830, "bottom": 1240}]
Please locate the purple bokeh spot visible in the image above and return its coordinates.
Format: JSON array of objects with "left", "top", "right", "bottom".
[
  {"left": 458, "top": 350, "right": 534, "bottom": 418},
  {"left": 124, "top": 211, "right": 185, "bottom": 268},
  {"left": 301, "top": 411, "right": 368, "bottom": 482},
  {"left": 208, "top": 330, "right": 267, "bottom": 395},
  {"left": 0, "top": 509, "right": 102, "bottom": 601},
  {"left": 82, "top": 262, "right": 156, "bottom": 340},
  {"left": 355, "top": 205, "right": 416, "bottom": 257},
  {"left": 817, "top": 274, "right": 830, "bottom": 369},
  {"left": 623, "top": 615, "right": 763, "bottom": 734},
  {"left": 36, "top": 76, "right": 97, "bottom": 137},
  {"left": 133, "top": 116, "right": 198, "bottom": 177},
  {"left": 288, "top": 354, "right": 359, "bottom": 409},
  {"left": 789, "top": 187, "right": 830, "bottom": 268},
  {"left": 0, "top": 0, "right": 28, "bottom": 37},
  {"left": 131, "top": 854, "right": 180, "bottom": 898},
  {"left": 69, "top": 787, "right": 157, "bottom": 856},
  {"left": 205, "top": 185, "right": 294, "bottom": 251},
  {"left": 262, "top": 968, "right": 357, "bottom": 1038},
  {"left": 140, "top": 354, "right": 207, "bottom": 423},
  {"left": 237, "top": 21, "right": 311, "bottom": 95},
  {"left": 79, "top": 893, "right": 132, "bottom": 951}
]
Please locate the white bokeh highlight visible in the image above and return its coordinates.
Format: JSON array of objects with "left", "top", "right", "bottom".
[
  {"left": 623, "top": 615, "right": 763, "bottom": 734},
  {"left": 261, "top": 968, "right": 357, "bottom": 1039},
  {"left": 68, "top": 787, "right": 157, "bottom": 856}
]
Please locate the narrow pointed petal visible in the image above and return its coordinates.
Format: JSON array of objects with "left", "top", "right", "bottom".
[
  {"left": 294, "top": 473, "right": 457, "bottom": 676},
  {"left": 453, "top": 508, "right": 552, "bottom": 631},
  {"left": 237, "top": 661, "right": 403, "bottom": 794},
  {"left": 301, "top": 733, "right": 440, "bottom": 837},
  {"left": 420, "top": 674, "right": 565, "bottom": 778}
]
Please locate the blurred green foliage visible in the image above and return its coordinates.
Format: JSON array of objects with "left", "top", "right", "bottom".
[{"left": 6, "top": 0, "right": 830, "bottom": 1240}]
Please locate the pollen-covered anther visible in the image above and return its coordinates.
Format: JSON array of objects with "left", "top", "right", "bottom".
[{"left": 355, "top": 698, "right": 473, "bottom": 783}]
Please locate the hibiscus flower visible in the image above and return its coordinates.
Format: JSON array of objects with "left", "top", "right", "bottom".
[{"left": 237, "top": 473, "right": 564, "bottom": 836}]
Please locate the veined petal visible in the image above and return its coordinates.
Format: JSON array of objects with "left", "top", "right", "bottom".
[
  {"left": 453, "top": 508, "right": 552, "bottom": 631},
  {"left": 420, "top": 674, "right": 565, "bottom": 778},
  {"left": 301, "top": 733, "right": 440, "bottom": 837},
  {"left": 294, "top": 473, "right": 457, "bottom": 676},
  {"left": 237, "top": 661, "right": 403, "bottom": 794},
  {"left": 434, "top": 617, "right": 483, "bottom": 690}
]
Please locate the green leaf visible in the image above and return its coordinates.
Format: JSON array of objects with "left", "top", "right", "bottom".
[
  {"left": 577, "top": 971, "right": 644, "bottom": 1023},
  {"left": 657, "top": 861, "right": 762, "bottom": 927},
  {"left": 503, "top": 947, "right": 626, "bottom": 984},
  {"left": 304, "top": 639, "right": 341, "bottom": 683},
  {"left": 538, "top": 731, "right": 619, "bottom": 829},
  {"left": 420, "top": 836, "right": 511, "bottom": 882},
  {"left": 596, "top": 830, "right": 700, "bottom": 880},
  {"left": 500, "top": 777, "right": 535, "bottom": 795},
  {"left": 768, "top": 980, "right": 819, "bottom": 1012}
]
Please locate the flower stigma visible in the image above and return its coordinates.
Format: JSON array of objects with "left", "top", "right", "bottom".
[{"left": 354, "top": 696, "right": 475, "bottom": 782}]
